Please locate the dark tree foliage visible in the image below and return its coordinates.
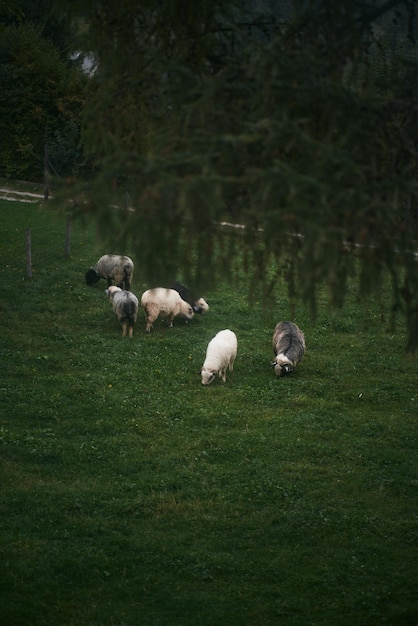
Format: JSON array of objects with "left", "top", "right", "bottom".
[
  {"left": 56, "top": 0, "right": 418, "bottom": 350},
  {"left": 0, "top": 1, "right": 87, "bottom": 179},
  {"left": 0, "top": 0, "right": 75, "bottom": 58}
]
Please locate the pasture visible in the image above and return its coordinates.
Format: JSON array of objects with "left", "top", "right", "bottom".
[{"left": 0, "top": 199, "right": 417, "bottom": 626}]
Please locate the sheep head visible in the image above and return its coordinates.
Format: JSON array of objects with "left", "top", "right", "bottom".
[
  {"left": 106, "top": 285, "right": 122, "bottom": 301},
  {"left": 193, "top": 298, "right": 209, "bottom": 315},
  {"left": 201, "top": 368, "right": 216, "bottom": 385},
  {"left": 85, "top": 268, "right": 100, "bottom": 285},
  {"left": 180, "top": 300, "right": 195, "bottom": 321},
  {"left": 271, "top": 359, "right": 292, "bottom": 377}
]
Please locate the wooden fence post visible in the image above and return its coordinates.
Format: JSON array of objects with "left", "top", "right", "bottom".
[
  {"left": 44, "top": 143, "right": 50, "bottom": 202},
  {"left": 26, "top": 228, "right": 32, "bottom": 277},
  {"left": 65, "top": 214, "right": 72, "bottom": 257}
]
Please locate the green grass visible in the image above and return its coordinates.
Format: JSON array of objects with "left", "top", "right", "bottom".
[{"left": 0, "top": 200, "right": 417, "bottom": 626}]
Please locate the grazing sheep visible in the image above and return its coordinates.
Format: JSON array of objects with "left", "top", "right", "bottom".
[
  {"left": 106, "top": 286, "right": 139, "bottom": 338},
  {"left": 201, "top": 329, "right": 237, "bottom": 385},
  {"left": 170, "top": 281, "right": 209, "bottom": 315},
  {"left": 271, "top": 321, "right": 305, "bottom": 377},
  {"left": 86, "top": 254, "right": 134, "bottom": 290},
  {"left": 140, "top": 288, "right": 194, "bottom": 332}
]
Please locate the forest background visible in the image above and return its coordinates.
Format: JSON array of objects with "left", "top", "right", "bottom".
[{"left": 1, "top": 0, "right": 418, "bottom": 349}]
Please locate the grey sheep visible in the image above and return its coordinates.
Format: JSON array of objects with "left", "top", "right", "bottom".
[
  {"left": 86, "top": 254, "right": 134, "bottom": 290},
  {"left": 271, "top": 321, "right": 305, "bottom": 377},
  {"left": 106, "top": 286, "right": 139, "bottom": 338}
]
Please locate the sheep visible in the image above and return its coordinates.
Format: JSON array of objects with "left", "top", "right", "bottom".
[
  {"left": 271, "top": 321, "right": 305, "bottom": 377},
  {"left": 169, "top": 281, "right": 209, "bottom": 315},
  {"left": 106, "top": 286, "right": 139, "bottom": 338},
  {"left": 201, "top": 329, "right": 237, "bottom": 385},
  {"left": 85, "top": 254, "right": 134, "bottom": 290},
  {"left": 140, "top": 288, "right": 194, "bottom": 332}
]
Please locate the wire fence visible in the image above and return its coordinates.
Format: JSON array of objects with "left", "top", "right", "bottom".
[
  {"left": 0, "top": 189, "right": 98, "bottom": 283},
  {"left": 24, "top": 214, "right": 73, "bottom": 277},
  {"left": 0, "top": 144, "right": 85, "bottom": 277}
]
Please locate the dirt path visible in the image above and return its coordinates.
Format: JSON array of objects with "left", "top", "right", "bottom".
[{"left": 0, "top": 187, "right": 44, "bottom": 203}]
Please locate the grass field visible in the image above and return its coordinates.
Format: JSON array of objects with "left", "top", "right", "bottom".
[{"left": 0, "top": 199, "right": 417, "bottom": 626}]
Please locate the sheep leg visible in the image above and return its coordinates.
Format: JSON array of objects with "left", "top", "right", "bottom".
[
  {"left": 143, "top": 304, "right": 160, "bottom": 332},
  {"left": 143, "top": 309, "right": 152, "bottom": 332},
  {"left": 128, "top": 325, "right": 134, "bottom": 338},
  {"left": 122, "top": 322, "right": 128, "bottom": 337},
  {"left": 145, "top": 312, "right": 155, "bottom": 332}
]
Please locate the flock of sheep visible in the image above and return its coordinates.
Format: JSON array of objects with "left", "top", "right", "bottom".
[{"left": 85, "top": 254, "right": 306, "bottom": 384}]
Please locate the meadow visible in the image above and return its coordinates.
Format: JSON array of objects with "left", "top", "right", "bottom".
[{"left": 0, "top": 198, "right": 417, "bottom": 626}]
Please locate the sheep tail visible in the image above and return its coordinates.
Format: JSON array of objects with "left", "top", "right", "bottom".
[{"left": 125, "top": 301, "right": 136, "bottom": 318}]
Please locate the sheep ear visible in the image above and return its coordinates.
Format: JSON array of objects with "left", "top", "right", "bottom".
[{"left": 270, "top": 361, "right": 276, "bottom": 367}]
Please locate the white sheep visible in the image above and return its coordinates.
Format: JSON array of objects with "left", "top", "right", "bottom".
[
  {"left": 86, "top": 254, "right": 134, "bottom": 290},
  {"left": 271, "top": 321, "right": 305, "bottom": 377},
  {"left": 201, "top": 329, "right": 237, "bottom": 385},
  {"left": 170, "top": 281, "right": 209, "bottom": 315},
  {"left": 140, "top": 288, "right": 194, "bottom": 332},
  {"left": 106, "top": 286, "right": 139, "bottom": 338}
]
